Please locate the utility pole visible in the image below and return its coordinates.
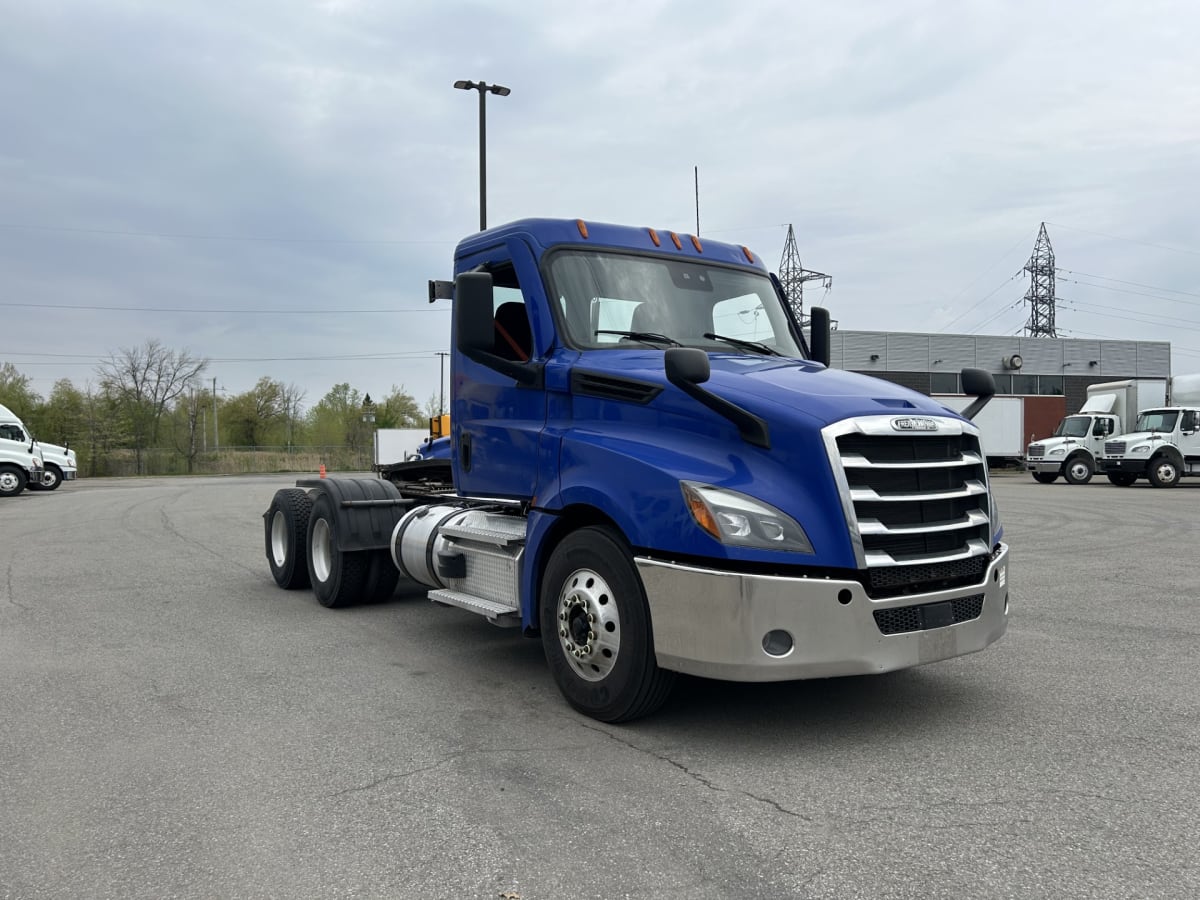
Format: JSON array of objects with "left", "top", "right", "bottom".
[
  {"left": 436, "top": 352, "right": 450, "bottom": 415},
  {"left": 212, "top": 376, "right": 219, "bottom": 451}
]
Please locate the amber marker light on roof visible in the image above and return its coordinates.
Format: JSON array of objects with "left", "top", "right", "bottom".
[
  {"left": 668, "top": 231, "right": 682, "bottom": 250},
  {"left": 576, "top": 219, "right": 589, "bottom": 239},
  {"left": 690, "top": 235, "right": 703, "bottom": 253},
  {"left": 647, "top": 228, "right": 661, "bottom": 246},
  {"left": 741, "top": 246, "right": 755, "bottom": 263}
]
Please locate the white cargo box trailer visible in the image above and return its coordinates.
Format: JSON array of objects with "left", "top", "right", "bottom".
[{"left": 935, "top": 395, "right": 1024, "bottom": 459}]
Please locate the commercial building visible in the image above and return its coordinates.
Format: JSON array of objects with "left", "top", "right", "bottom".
[{"left": 829, "top": 331, "right": 1171, "bottom": 456}]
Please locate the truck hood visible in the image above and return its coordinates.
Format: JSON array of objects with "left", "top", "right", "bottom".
[
  {"left": 588, "top": 351, "right": 969, "bottom": 428},
  {"left": 1030, "top": 436, "right": 1085, "bottom": 451},
  {"left": 1106, "top": 431, "right": 1173, "bottom": 446}
]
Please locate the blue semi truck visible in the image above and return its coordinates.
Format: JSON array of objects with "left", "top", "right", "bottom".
[{"left": 264, "top": 218, "right": 1010, "bottom": 722}]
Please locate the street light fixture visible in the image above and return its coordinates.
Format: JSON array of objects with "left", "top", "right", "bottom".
[{"left": 453, "top": 79, "right": 511, "bottom": 231}]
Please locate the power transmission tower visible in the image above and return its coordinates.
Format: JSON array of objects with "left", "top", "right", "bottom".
[
  {"left": 1022, "top": 222, "right": 1057, "bottom": 337},
  {"left": 778, "top": 224, "right": 831, "bottom": 328}
]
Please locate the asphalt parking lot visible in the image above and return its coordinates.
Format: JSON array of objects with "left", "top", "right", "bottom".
[{"left": 1, "top": 472, "right": 1198, "bottom": 899}]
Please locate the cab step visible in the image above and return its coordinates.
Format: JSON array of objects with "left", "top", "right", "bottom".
[{"left": 428, "top": 588, "right": 521, "bottom": 627}]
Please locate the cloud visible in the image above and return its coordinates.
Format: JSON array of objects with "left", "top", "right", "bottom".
[{"left": 2, "top": 0, "right": 1198, "bottom": 407}]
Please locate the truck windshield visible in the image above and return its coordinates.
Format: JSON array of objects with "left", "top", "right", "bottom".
[
  {"left": 1134, "top": 410, "right": 1178, "bottom": 433},
  {"left": 1053, "top": 416, "right": 1092, "bottom": 438},
  {"left": 547, "top": 251, "right": 804, "bottom": 357}
]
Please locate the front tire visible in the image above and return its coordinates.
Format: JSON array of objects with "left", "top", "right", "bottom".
[
  {"left": 307, "top": 493, "right": 369, "bottom": 608},
  {"left": 539, "top": 526, "right": 675, "bottom": 723},
  {"left": 1032, "top": 472, "right": 1058, "bottom": 484},
  {"left": 1063, "top": 455, "right": 1094, "bottom": 485},
  {"left": 1147, "top": 456, "right": 1181, "bottom": 488},
  {"left": 1106, "top": 472, "right": 1137, "bottom": 487},
  {"left": 0, "top": 465, "right": 27, "bottom": 497},
  {"left": 265, "top": 488, "right": 312, "bottom": 589}
]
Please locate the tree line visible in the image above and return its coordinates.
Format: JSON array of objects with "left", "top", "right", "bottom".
[{"left": 1, "top": 340, "right": 431, "bottom": 477}]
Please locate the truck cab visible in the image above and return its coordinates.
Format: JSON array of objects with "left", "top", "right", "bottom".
[
  {"left": 1102, "top": 406, "right": 1200, "bottom": 487},
  {"left": 265, "top": 217, "right": 1011, "bottom": 721},
  {"left": 0, "top": 406, "right": 45, "bottom": 498},
  {"left": 1026, "top": 413, "right": 1119, "bottom": 484}
]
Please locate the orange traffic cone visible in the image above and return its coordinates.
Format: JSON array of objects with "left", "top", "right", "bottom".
[{"left": 319, "top": 463, "right": 326, "bottom": 478}]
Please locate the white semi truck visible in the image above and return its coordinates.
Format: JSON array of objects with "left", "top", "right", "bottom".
[
  {"left": 1026, "top": 379, "right": 1166, "bottom": 485},
  {"left": 0, "top": 403, "right": 46, "bottom": 498},
  {"left": 1100, "top": 373, "right": 1200, "bottom": 487}
]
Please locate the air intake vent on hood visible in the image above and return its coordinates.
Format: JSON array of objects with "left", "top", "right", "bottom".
[{"left": 571, "top": 371, "right": 663, "bottom": 405}]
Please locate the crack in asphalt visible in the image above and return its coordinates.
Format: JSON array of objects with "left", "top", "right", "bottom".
[
  {"left": 574, "top": 719, "right": 817, "bottom": 819},
  {"left": 328, "top": 745, "right": 590, "bottom": 799},
  {"left": 5, "top": 563, "right": 31, "bottom": 612}
]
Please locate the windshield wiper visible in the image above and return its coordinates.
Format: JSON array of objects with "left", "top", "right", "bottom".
[
  {"left": 595, "top": 329, "right": 682, "bottom": 347},
  {"left": 702, "top": 332, "right": 781, "bottom": 356}
]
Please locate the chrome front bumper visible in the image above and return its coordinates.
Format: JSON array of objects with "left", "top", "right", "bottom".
[{"left": 637, "top": 544, "right": 1009, "bottom": 682}]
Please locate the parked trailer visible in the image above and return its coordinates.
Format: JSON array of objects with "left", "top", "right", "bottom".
[
  {"left": 935, "top": 395, "right": 1024, "bottom": 460},
  {"left": 263, "top": 218, "right": 1011, "bottom": 721}
]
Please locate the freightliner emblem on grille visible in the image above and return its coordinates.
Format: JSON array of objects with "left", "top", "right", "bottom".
[{"left": 891, "top": 416, "right": 939, "bottom": 432}]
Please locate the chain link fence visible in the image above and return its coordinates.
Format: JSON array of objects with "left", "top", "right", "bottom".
[{"left": 82, "top": 445, "right": 374, "bottom": 478}]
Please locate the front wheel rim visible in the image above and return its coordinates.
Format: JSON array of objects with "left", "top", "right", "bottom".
[
  {"left": 0, "top": 472, "right": 18, "bottom": 492},
  {"left": 311, "top": 518, "right": 333, "bottom": 582},
  {"left": 556, "top": 567, "right": 621, "bottom": 682},
  {"left": 1156, "top": 462, "right": 1177, "bottom": 482},
  {"left": 1069, "top": 461, "right": 1090, "bottom": 481}
]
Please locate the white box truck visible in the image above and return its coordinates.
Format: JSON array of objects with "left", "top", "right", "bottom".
[
  {"left": 1100, "top": 374, "right": 1200, "bottom": 487},
  {"left": 1025, "top": 379, "right": 1166, "bottom": 485}
]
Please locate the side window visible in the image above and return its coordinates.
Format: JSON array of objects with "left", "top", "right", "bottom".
[
  {"left": 0, "top": 424, "right": 25, "bottom": 442},
  {"left": 1093, "top": 419, "right": 1110, "bottom": 437},
  {"left": 489, "top": 263, "right": 532, "bottom": 362},
  {"left": 1183, "top": 410, "right": 1198, "bottom": 432},
  {"left": 711, "top": 295, "right": 767, "bottom": 342}
]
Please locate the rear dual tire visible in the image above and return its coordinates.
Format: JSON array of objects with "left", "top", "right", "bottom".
[{"left": 306, "top": 493, "right": 398, "bottom": 607}]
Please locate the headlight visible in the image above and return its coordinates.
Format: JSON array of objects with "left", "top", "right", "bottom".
[
  {"left": 681, "top": 482, "right": 814, "bottom": 553},
  {"left": 1048, "top": 447, "right": 1066, "bottom": 457},
  {"left": 1131, "top": 443, "right": 1151, "bottom": 454}
]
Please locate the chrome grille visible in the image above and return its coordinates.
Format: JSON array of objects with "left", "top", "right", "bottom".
[
  {"left": 1027, "top": 444, "right": 1045, "bottom": 458},
  {"left": 1105, "top": 441, "right": 1126, "bottom": 455},
  {"left": 824, "top": 416, "right": 993, "bottom": 598}
]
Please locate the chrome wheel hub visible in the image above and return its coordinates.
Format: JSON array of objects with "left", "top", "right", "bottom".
[
  {"left": 310, "top": 518, "right": 333, "bottom": 582},
  {"left": 271, "top": 510, "right": 289, "bottom": 567},
  {"left": 556, "top": 567, "right": 620, "bottom": 682}
]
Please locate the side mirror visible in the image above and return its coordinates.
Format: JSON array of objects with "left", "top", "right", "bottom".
[
  {"left": 665, "top": 348, "right": 769, "bottom": 447},
  {"left": 453, "top": 271, "right": 542, "bottom": 387},
  {"left": 959, "top": 367, "right": 996, "bottom": 421},
  {"left": 810, "top": 307, "right": 831, "bottom": 367},
  {"left": 664, "top": 347, "right": 710, "bottom": 385},
  {"left": 454, "top": 272, "right": 495, "bottom": 354}
]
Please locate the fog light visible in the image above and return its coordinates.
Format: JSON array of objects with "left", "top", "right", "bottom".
[{"left": 762, "top": 629, "right": 794, "bottom": 658}]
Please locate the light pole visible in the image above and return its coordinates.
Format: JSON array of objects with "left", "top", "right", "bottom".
[{"left": 453, "top": 79, "right": 510, "bottom": 231}]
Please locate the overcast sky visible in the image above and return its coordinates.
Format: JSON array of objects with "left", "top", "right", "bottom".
[{"left": 2, "top": 0, "right": 1198, "bottom": 413}]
